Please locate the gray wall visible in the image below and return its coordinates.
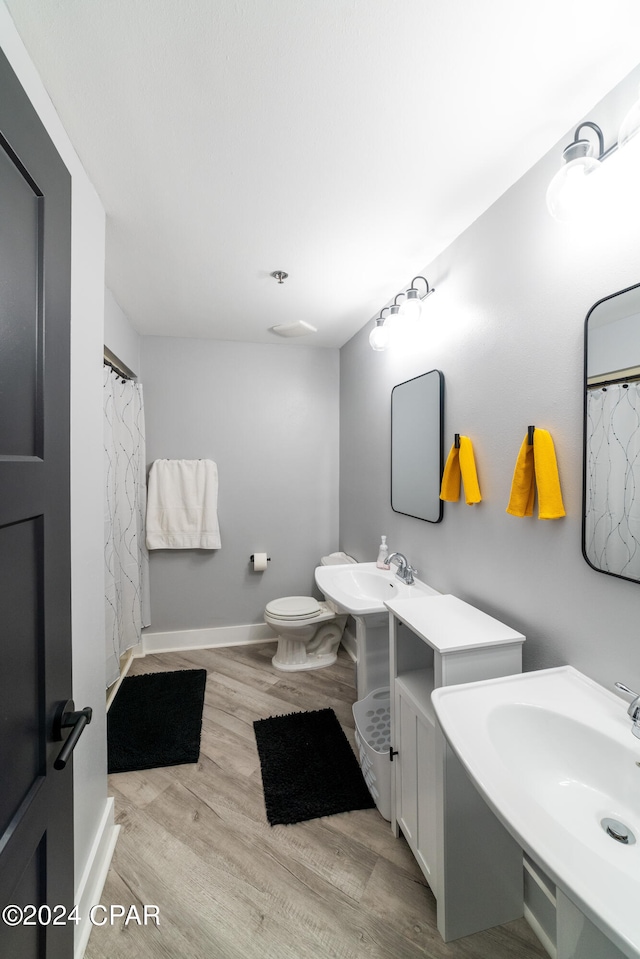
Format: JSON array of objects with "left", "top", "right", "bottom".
[
  {"left": 104, "top": 286, "right": 140, "bottom": 375},
  {"left": 340, "top": 63, "right": 640, "bottom": 694},
  {"left": 141, "top": 336, "right": 340, "bottom": 633}
]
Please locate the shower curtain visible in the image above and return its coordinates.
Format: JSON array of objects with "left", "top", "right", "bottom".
[
  {"left": 585, "top": 382, "right": 640, "bottom": 579},
  {"left": 104, "top": 365, "right": 151, "bottom": 686}
]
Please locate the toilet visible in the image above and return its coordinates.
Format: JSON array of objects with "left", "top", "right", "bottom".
[{"left": 264, "top": 553, "right": 353, "bottom": 672}]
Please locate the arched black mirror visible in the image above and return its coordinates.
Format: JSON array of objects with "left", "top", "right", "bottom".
[
  {"left": 391, "top": 369, "right": 444, "bottom": 523},
  {"left": 584, "top": 282, "right": 640, "bottom": 582}
]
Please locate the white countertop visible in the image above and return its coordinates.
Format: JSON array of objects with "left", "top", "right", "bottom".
[{"left": 385, "top": 593, "right": 524, "bottom": 653}]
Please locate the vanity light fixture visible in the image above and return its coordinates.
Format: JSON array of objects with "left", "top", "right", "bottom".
[
  {"left": 369, "top": 307, "right": 390, "bottom": 351},
  {"left": 368, "top": 277, "right": 436, "bottom": 350},
  {"left": 547, "top": 85, "right": 640, "bottom": 222},
  {"left": 546, "top": 122, "right": 610, "bottom": 221},
  {"left": 387, "top": 292, "right": 405, "bottom": 323},
  {"left": 398, "top": 276, "right": 435, "bottom": 320}
]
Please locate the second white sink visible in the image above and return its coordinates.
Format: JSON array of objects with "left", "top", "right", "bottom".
[{"left": 432, "top": 666, "right": 640, "bottom": 958}]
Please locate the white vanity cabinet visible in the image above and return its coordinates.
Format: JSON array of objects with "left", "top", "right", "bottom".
[
  {"left": 386, "top": 594, "right": 525, "bottom": 931},
  {"left": 393, "top": 669, "right": 438, "bottom": 886}
]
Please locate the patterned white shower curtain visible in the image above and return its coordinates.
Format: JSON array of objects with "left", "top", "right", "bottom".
[
  {"left": 585, "top": 382, "right": 640, "bottom": 579},
  {"left": 104, "top": 365, "right": 151, "bottom": 686}
]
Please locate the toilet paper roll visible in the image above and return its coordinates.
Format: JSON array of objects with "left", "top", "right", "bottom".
[{"left": 252, "top": 552, "right": 268, "bottom": 572}]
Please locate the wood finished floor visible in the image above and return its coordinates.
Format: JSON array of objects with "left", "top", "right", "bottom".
[{"left": 85, "top": 643, "right": 547, "bottom": 959}]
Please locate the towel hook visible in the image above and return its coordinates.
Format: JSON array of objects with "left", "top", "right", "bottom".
[
  {"left": 528, "top": 425, "right": 535, "bottom": 445},
  {"left": 454, "top": 433, "right": 460, "bottom": 449}
]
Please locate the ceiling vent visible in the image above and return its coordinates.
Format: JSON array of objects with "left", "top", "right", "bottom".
[{"left": 270, "top": 321, "right": 318, "bottom": 338}]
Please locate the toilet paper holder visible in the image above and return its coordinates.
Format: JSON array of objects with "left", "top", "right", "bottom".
[{"left": 250, "top": 554, "right": 271, "bottom": 562}]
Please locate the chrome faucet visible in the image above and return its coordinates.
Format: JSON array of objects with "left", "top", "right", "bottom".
[
  {"left": 387, "top": 552, "right": 417, "bottom": 586},
  {"left": 615, "top": 682, "right": 640, "bottom": 738}
]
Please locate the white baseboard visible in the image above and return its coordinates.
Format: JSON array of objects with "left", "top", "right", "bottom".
[
  {"left": 132, "top": 623, "right": 355, "bottom": 664},
  {"left": 137, "top": 622, "right": 275, "bottom": 656},
  {"left": 74, "top": 798, "right": 120, "bottom": 959}
]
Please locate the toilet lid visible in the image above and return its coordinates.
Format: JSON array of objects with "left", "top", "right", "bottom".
[{"left": 265, "top": 596, "right": 322, "bottom": 620}]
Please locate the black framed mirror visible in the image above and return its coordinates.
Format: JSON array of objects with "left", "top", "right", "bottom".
[
  {"left": 583, "top": 281, "right": 640, "bottom": 583},
  {"left": 391, "top": 369, "right": 444, "bottom": 523}
]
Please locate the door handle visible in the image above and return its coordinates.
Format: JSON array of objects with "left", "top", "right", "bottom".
[{"left": 53, "top": 699, "right": 93, "bottom": 770}]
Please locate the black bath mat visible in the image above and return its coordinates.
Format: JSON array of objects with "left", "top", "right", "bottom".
[
  {"left": 253, "top": 707, "right": 375, "bottom": 826},
  {"left": 108, "top": 669, "right": 207, "bottom": 773}
]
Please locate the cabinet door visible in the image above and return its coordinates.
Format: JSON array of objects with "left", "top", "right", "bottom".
[{"left": 395, "top": 686, "right": 438, "bottom": 891}]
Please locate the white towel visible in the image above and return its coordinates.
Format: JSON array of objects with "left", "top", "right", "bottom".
[{"left": 146, "top": 459, "right": 221, "bottom": 549}]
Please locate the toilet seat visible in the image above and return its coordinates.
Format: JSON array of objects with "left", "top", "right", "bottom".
[{"left": 265, "top": 596, "right": 322, "bottom": 621}]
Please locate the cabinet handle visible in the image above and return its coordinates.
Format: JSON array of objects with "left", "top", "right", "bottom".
[{"left": 389, "top": 746, "right": 398, "bottom": 761}]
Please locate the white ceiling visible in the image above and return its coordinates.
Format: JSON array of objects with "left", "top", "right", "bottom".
[{"left": 5, "top": 1, "right": 640, "bottom": 348}]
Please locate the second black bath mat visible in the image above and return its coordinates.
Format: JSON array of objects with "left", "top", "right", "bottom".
[
  {"left": 253, "top": 707, "right": 375, "bottom": 826},
  {"left": 108, "top": 668, "right": 207, "bottom": 773}
]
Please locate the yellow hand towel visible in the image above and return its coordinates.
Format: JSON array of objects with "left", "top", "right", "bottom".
[
  {"left": 440, "top": 444, "right": 461, "bottom": 502},
  {"left": 440, "top": 436, "right": 482, "bottom": 504},
  {"left": 533, "top": 428, "right": 566, "bottom": 519},
  {"left": 506, "top": 436, "right": 535, "bottom": 517},
  {"left": 459, "top": 436, "right": 482, "bottom": 505},
  {"left": 506, "top": 429, "right": 565, "bottom": 519}
]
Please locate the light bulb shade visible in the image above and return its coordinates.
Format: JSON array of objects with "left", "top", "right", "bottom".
[
  {"left": 398, "top": 289, "right": 423, "bottom": 320},
  {"left": 619, "top": 87, "right": 640, "bottom": 150},
  {"left": 369, "top": 321, "right": 389, "bottom": 351},
  {"left": 546, "top": 146, "right": 601, "bottom": 221}
]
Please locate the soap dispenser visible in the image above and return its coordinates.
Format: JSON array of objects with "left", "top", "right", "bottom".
[{"left": 376, "top": 535, "right": 390, "bottom": 569}]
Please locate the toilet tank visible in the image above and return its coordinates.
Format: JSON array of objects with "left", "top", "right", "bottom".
[{"left": 320, "top": 552, "right": 356, "bottom": 566}]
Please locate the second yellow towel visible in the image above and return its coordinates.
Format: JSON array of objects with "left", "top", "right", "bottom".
[
  {"left": 440, "top": 436, "right": 482, "bottom": 505},
  {"left": 506, "top": 429, "right": 565, "bottom": 519}
]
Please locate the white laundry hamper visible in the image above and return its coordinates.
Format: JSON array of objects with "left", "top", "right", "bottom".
[{"left": 352, "top": 686, "right": 392, "bottom": 821}]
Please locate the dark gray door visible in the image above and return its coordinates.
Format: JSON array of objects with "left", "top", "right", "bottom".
[{"left": 0, "top": 48, "right": 74, "bottom": 958}]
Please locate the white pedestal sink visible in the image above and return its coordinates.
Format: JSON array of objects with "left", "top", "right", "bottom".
[
  {"left": 432, "top": 666, "right": 640, "bottom": 959},
  {"left": 314, "top": 562, "right": 439, "bottom": 698}
]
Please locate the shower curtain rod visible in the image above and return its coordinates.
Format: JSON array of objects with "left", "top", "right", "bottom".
[
  {"left": 104, "top": 358, "right": 133, "bottom": 381},
  {"left": 588, "top": 371, "right": 640, "bottom": 389}
]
